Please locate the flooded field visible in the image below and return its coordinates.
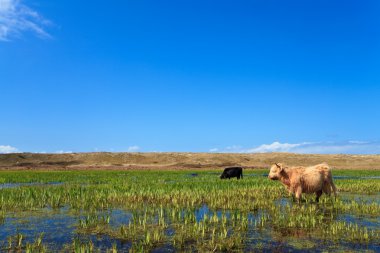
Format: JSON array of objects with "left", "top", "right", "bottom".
[{"left": 0, "top": 170, "right": 379, "bottom": 252}]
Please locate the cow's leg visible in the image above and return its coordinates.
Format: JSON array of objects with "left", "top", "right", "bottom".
[
  {"left": 322, "top": 182, "right": 331, "bottom": 196},
  {"left": 329, "top": 179, "right": 338, "bottom": 200},
  {"left": 240, "top": 172, "right": 243, "bottom": 179},
  {"left": 315, "top": 190, "right": 323, "bottom": 203},
  {"left": 324, "top": 179, "right": 337, "bottom": 200},
  {"left": 326, "top": 171, "right": 338, "bottom": 200},
  {"left": 287, "top": 188, "right": 295, "bottom": 202},
  {"left": 295, "top": 187, "right": 302, "bottom": 204}
]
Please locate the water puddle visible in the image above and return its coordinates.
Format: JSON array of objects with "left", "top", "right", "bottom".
[
  {"left": 0, "top": 196, "right": 379, "bottom": 251},
  {"left": 0, "top": 209, "right": 76, "bottom": 250},
  {"left": 0, "top": 182, "right": 64, "bottom": 189},
  {"left": 275, "top": 197, "right": 291, "bottom": 207},
  {"left": 339, "top": 192, "right": 380, "bottom": 204},
  {"left": 108, "top": 209, "right": 133, "bottom": 228},
  {"left": 0, "top": 208, "right": 135, "bottom": 251},
  {"left": 338, "top": 214, "right": 380, "bottom": 229}
]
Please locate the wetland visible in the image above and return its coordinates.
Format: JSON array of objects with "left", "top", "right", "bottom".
[{"left": 0, "top": 169, "right": 379, "bottom": 252}]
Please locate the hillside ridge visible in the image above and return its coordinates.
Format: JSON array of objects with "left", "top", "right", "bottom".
[{"left": 1, "top": 152, "right": 379, "bottom": 170}]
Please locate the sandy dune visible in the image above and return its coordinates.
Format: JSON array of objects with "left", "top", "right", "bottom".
[{"left": 1, "top": 152, "right": 380, "bottom": 170}]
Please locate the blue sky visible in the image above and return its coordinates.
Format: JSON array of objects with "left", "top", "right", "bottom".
[{"left": 1, "top": 0, "right": 380, "bottom": 154}]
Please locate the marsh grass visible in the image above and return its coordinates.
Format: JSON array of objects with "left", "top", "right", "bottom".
[{"left": 0, "top": 169, "right": 379, "bottom": 252}]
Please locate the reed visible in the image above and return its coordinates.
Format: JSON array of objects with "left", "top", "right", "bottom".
[{"left": 0, "top": 169, "right": 379, "bottom": 252}]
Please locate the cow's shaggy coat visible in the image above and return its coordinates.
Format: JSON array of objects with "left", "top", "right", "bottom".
[{"left": 268, "top": 163, "right": 337, "bottom": 202}]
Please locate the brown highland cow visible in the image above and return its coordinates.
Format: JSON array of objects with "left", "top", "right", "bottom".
[{"left": 268, "top": 163, "right": 337, "bottom": 203}]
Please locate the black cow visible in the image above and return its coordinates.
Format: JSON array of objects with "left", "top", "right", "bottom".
[{"left": 220, "top": 167, "right": 243, "bottom": 179}]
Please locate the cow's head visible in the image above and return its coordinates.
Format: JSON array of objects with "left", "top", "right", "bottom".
[
  {"left": 268, "top": 163, "right": 284, "bottom": 180},
  {"left": 220, "top": 173, "right": 226, "bottom": 179}
]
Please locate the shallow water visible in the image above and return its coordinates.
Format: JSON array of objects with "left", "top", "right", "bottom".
[
  {"left": 1, "top": 200, "right": 379, "bottom": 252},
  {"left": 0, "top": 182, "right": 63, "bottom": 189},
  {"left": 0, "top": 209, "right": 76, "bottom": 250},
  {"left": 0, "top": 208, "right": 134, "bottom": 251},
  {"left": 340, "top": 192, "right": 380, "bottom": 204},
  {"left": 338, "top": 214, "right": 380, "bottom": 229},
  {"left": 0, "top": 170, "right": 379, "bottom": 252}
]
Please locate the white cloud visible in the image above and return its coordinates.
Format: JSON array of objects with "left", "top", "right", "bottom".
[
  {"left": 287, "top": 141, "right": 380, "bottom": 154},
  {"left": 211, "top": 141, "right": 380, "bottom": 155},
  {"left": 127, "top": 146, "right": 140, "bottom": 152},
  {"left": 248, "top": 141, "right": 311, "bottom": 153},
  {"left": 55, "top": 150, "right": 73, "bottom": 154},
  {"left": 210, "top": 145, "right": 244, "bottom": 153},
  {"left": 0, "top": 145, "right": 19, "bottom": 153},
  {"left": 348, "top": 140, "right": 369, "bottom": 144},
  {"left": 0, "top": 0, "right": 51, "bottom": 41}
]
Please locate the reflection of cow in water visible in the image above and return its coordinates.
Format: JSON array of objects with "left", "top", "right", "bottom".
[{"left": 220, "top": 167, "right": 243, "bottom": 180}]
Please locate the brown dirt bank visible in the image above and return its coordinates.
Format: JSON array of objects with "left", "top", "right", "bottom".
[{"left": 1, "top": 152, "right": 380, "bottom": 171}]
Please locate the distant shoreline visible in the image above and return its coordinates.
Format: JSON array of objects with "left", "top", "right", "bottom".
[{"left": 1, "top": 152, "right": 380, "bottom": 170}]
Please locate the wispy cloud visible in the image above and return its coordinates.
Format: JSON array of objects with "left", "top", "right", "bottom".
[
  {"left": 127, "top": 146, "right": 140, "bottom": 152},
  {"left": 210, "top": 141, "right": 380, "bottom": 154},
  {"left": 209, "top": 145, "right": 242, "bottom": 153},
  {"left": 248, "top": 142, "right": 311, "bottom": 153},
  {"left": 0, "top": 0, "right": 51, "bottom": 41},
  {"left": 0, "top": 145, "right": 19, "bottom": 153},
  {"left": 55, "top": 150, "right": 73, "bottom": 154}
]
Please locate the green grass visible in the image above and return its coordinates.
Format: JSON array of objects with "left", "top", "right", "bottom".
[{"left": 0, "top": 169, "right": 379, "bottom": 252}]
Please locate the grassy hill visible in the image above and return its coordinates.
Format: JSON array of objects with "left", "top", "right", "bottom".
[{"left": 1, "top": 152, "right": 380, "bottom": 170}]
